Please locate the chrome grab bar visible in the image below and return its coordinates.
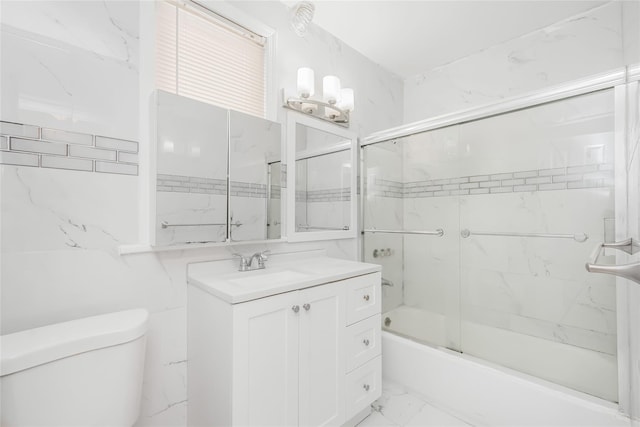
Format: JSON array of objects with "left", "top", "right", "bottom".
[
  {"left": 161, "top": 221, "right": 242, "bottom": 229},
  {"left": 585, "top": 238, "right": 640, "bottom": 284},
  {"left": 460, "top": 229, "right": 588, "bottom": 243},
  {"left": 363, "top": 228, "right": 444, "bottom": 237}
]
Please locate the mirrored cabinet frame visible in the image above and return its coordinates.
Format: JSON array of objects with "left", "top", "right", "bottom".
[
  {"left": 286, "top": 112, "right": 358, "bottom": 242},
  {"left": 142, "top": 90, "right": 287, "bottom": 251}
]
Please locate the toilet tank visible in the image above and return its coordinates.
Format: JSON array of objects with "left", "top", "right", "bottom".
[{"left": 0, "top": 309, "right": 148, "bottom": 427}]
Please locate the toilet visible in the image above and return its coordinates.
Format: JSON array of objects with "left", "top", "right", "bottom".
[{"left": 0, "top": 309, "right": 148, "bottom": 426}]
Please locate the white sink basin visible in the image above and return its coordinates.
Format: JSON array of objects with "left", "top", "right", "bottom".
[{"left": 227, "top": 269, "right": 310, "bottom": 288}]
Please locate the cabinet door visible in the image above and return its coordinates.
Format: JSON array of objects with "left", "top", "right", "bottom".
[
  {"left": 298, "top": 282, "right": 346, "bottom": 426},
  {"left": 233, "top": 291, "right": 300, "bottom": 427}
]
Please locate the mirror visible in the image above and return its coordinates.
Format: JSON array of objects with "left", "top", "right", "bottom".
[
  {"left": 229, "top": 110, "right": 282, "bottom": 242},
  {"left": 155, "top": 90, "right": 228, "bottom": 246},
  {"left": 287, "top": 113, "right": 357, "bottom": 241},
  {"left": 153, "top": 91, "right": 283, "bottom": 246}
]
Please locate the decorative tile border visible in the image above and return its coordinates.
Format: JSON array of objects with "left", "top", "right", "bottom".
[
  {"left": 157, "top": 173, "right": 270, "bottom": 198},
  {"left": 365, "top": 178, "right": 404, "bottom": 198},
  {"left": 296, "top": 187, "right": 351, "bottom": 203},
  {"left": 270, "top": 185, "right": 281, "bottom": 199},
  {"left": 230, "top": 181, "right": 267, "bottom": 198},
  {"left": 157, "top": 174, "right": 226, "bottom": 195},
  {"left": 281, "top": 164, "right": 287, "bottom": 188},
  {"left": 0, "top": 121, "right": 139, "bottom": 175},
  {"left": 367, "top": 163, "right": 614, "bottom": 199}
]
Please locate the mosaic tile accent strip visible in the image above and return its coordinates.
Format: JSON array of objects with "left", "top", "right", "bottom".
[
  {"left": 157, "top": 174, "right": 270, "bottom": 198},
  {"left": 230, "top": 181, "right": 267, "bottom": 198},
  {"left": 296, "top": 188, "right": 351, "bottom": 203},
  {"left": 270, "top": 185, "right": 281, "bottom": 199},
  {"left": 281, "top": 163, "right": 287, "bottom": 188},
  {"left": 0, "top": 120, "right": 138, "bottom": 175},
  {"left": 365, "top": 178, "right": 404, "bottom": 198},
  {"left": 367, "top": 163, "right": 614, "bottom": 199},
  {"left": 157, "top": 174, "right": 226, "bottom": 195}
]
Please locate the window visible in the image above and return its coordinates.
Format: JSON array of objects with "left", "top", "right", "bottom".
[{"left": 156, "top": 1, "right": 266, "bottom": 118}]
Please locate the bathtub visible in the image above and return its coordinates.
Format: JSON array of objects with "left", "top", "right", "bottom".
[{"left": 381, "top": 306, "right": 631, "bottom": 426}]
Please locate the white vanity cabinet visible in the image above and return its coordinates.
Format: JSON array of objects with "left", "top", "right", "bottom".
[{"left": 187, "top": 256, "right": 381, "bottom": 427}]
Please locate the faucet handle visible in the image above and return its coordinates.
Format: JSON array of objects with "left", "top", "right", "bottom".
[
  {"left": 232, "top": 253, "right": 249, "bottom": 271},
  {"left": 260, "top": 250, "right": 271, "bottom": 260}
]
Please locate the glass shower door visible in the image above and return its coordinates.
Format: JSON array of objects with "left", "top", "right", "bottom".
[
  {"left": 458, "top": 89, "right": 618, "bottom": 401},
  {"left": 363, "top": 127, "right": 463, "bottom": 351},
  {"left": 362, "top": 88, "right": 619, "bottom": 402}
]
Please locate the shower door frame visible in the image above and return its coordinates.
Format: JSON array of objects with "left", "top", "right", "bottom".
[{"left": 360, "top": 64, "right": 640, "bottom": 417}]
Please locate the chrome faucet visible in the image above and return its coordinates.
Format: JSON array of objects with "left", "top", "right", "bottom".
[
  {"left": 233, "top": 250, "right": 270, "bottom": 272},
  {"left": 249, "top": 251, "right": 269, "bottom": 269}
]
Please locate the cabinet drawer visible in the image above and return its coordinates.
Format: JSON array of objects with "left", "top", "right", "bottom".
[
  {"left": 345, "top": 273, "right": 381, "bottom": 326},
  {"left": 345, "top": 355, "right": 382, "bottom": 420},
  {"left": 346, "top": 314, "right": 381, "bottom": 372}
]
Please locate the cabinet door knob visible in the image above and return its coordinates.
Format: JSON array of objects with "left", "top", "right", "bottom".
[
  {"left": 292, "top": 305, "right": 300, "bottom": 313},
  {"left": 363, "top": 294, "right": 370, "bottom": 301},
  {"left": 363, "top": 338, "right": 370, "bottom": 346},
  {"left": 363, "top": 384, "right": 370, "bottom": 392},
  {"left": 303, "top": 303, "right": 311, "bottom": 311}
]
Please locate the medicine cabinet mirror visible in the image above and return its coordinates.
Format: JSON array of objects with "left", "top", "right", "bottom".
[
  {"left": 154, "top": 90, "right": 282, "bottom": 246},
  {"left": 229, "top": 110, "right": 282, "bottom": 242},
  {"left": 287, "top": 113, "right": 357, "bottom": 242}
]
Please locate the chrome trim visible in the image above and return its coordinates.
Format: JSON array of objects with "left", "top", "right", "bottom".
[
  {"left": 298, "top": 224, "right": 350, "bottom": 231},
  {"left": 161, "top": 220, "right": 241, "bottom": 229},
  {"left": 282, "top": 89, "right": 350, "bottom": 127},
  {"left": 362, "top": 67, "right": 633, "bottom": 147},
  {"left": 363, "top": 228, "right": 444, "bottom": 237},
  {"left": 586, "top": 239, "right": 640, "bottom": 284},
  {"left": 460, "top": 229, "right": 588, "bottom": 242}
]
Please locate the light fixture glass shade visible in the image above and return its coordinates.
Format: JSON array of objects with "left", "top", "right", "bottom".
[
  {"left": 297, "top": 67, "right": 315, "bottom": 98},
  {"left": 339, "top": 88, "right": 354, "bottom": 112},
  {"left": 323, "top": 75, "right": 340, "bottom": 104}
]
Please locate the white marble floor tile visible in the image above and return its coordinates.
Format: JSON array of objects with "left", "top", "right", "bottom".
[
  {"left": 404, "top": 404, "right": 471, "bottom": 427},
  {"left": 358, "top": 380, "right": 474, "bottom": 427},
  {"left": 357, "top": 410, "right": 401, "bottom": 427},
  {"left": 371, "top": 381, "right": 427, "bottom": 425}
]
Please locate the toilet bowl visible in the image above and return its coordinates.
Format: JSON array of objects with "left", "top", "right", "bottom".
[{"left": 0, "top": 309, "right": 148, "bottom": 426}]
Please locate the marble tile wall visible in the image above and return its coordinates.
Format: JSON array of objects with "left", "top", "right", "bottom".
[
  {"left": 0, "top": 2, "right": 404, "bottom": 427},
  {"left": 403, "top": 2, "right": 626, "bottom": 121}
]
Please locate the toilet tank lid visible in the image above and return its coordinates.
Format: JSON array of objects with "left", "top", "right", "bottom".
[{"left": 0, "top": 309, "right": 148, "bottom": 376}]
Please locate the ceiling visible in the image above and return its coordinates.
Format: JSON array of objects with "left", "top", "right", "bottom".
[{"left": 283, "top": 1, "right": 608, "bottom": 78}]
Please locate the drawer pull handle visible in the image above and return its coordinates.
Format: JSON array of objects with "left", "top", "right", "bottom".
[
  {"left": 303, "top": 303, "right": 311, "bottom": 311},
  {"left": 363, "top": 384, "right": 370, "bottom": 392},
  {"left": 363, "top": 294, "right": 370, "bottom": 301},
  {"left": 292, "top": 305, "right": 300, "bottom": 313},
  {"left": 363, "top": 339, "right": 370, "bottom": 346}
]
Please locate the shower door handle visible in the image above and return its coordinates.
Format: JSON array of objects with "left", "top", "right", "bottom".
[{"left": 586, "top": 239, "right": 640, "bottom": 285}]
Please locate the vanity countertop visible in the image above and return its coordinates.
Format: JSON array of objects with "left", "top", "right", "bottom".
[{"left": 188, "top": 253, "right": 381, "bottom": 304}]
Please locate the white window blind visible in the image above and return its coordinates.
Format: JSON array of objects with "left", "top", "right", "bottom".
[{"left": 156, "top": 1, "right": 266, "bottom": 118}]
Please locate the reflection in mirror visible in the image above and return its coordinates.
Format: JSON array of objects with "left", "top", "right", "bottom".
[
  {"left": 295, "top": 149, "right": 351, "bottom": 232},
  {"left": 267, "top": 161, "right": 282, "bottom": 239},
  {"left": 229, "top": 110, "right": 282, "bottom": 241},
  {"left": 296, "top": 123, "right": 346, "bottom": 152},
  {"left": 155, "top": 90, "right": 228, "bottom": 245}
]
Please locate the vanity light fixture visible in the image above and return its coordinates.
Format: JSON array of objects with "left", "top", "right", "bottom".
[{"left": 283, "top": 67, "right": 354, "bottom": 127}]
